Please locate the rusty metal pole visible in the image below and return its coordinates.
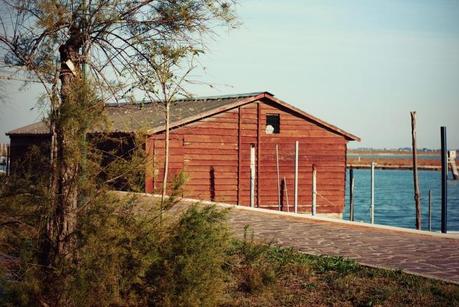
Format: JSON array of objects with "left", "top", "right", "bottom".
[
  {"left": 441, "top": 127, "right": 448, "bottom": 233},
  {"left": 411, "top": 112, "right": 422, "bottom": 230}
]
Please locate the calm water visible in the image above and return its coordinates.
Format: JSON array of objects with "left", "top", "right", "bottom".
[{"left": 343, "top": 169, "right": 459, "bottom": 231}]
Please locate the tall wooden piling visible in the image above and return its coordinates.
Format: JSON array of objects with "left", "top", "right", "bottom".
[
  {"left": 411, "top": 112, "right": 422, "bottom": 230},
  {"left": 441, "top": 127, "right": 448, "bottom": 233},
  {"left": 349, "top": 168, "right": 355, "bottom": 221},
  {"left": 370, "top": 162, "right": 375, "bottom": 224}
]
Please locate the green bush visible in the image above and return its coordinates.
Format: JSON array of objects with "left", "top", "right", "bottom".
[
  {"left": 145, "top": 204, "right": 231, "bottom": 307},
  {"left": 228, "top": 226, "right": 277, "bottom": 294}
]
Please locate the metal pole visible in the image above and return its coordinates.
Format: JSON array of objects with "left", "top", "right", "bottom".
[
  {"left": 294, "top": 141, "right": 299, "bottom": 214},
  {"left": 312, "top": 165, "right": 317, "bottom": 216},
  {"left": 349, "top": 168, "right": 355, "bottom": 221},
  {"left": 370, "top": 161, "right": 375, "bottom": 224},
  {"left": 276, "top": 144, "right": 281, "bottom": 211},
  {"left": 441, "top": 127, "right": 448, "bottom": 233},
  {"left": 428, "top": 190, "right": 432, "bottom": 232}
]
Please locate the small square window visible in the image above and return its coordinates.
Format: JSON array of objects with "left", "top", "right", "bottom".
[{"left": 266, "top": 114, "right": 280, "bottom": 134}]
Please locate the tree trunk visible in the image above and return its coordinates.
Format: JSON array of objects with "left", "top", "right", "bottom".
[
  {"left": 160, "top": 100, "right": 170, "bottom": 216},
  {"left": 46, "top": 25, "right": 84, "bottom": 263}
]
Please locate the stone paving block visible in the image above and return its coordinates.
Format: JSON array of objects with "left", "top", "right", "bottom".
[{"left": 226, "top": 206, "right": 459, "bottom": 284}]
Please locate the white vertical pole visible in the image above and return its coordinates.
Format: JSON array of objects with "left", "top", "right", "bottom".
[
  {"left": 276, "top": 144, "right": 281, "bottom": 211},
  {"left": 312, "top": 166, "right": 317, "bottom": 216},
  {"left": 370, "top": 161, "right": 375, "bottom": 224},
  {"left": 250, "top": 145, "right": 256, "bottom": 208},
  {"left": 294, "top": 141, "right": 299, "bottom": 213}
]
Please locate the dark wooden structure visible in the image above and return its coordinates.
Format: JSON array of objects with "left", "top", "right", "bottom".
[
  {"left": 7, "top": 92, "right": 359, "bottom": 215},
  {"left": 145, "top": 92, "right": 359, "bottom": 215}
]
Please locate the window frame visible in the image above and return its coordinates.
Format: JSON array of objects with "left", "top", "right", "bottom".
[{"left": 265, "top": 113, "right": 280, "bottom": 134}]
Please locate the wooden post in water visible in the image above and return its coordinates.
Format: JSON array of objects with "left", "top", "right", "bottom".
[
  {"left": 428, "top": 190, "right": 432, "bottom": 232},
  {"left": 276, "top": 144, "right": 281, "bottom": 211},
  {"left": 349, "top": 168, "right": 355, "bottom": 221},
  {"left": 312, "top": 165, "right": 317, "bottom": 216},
  {"left": 441, "top": 127, "right": 448, "bottom": 233},
  {"left": 294, "top": 141, "right": 299, "bottom": 214},
  {"left": 410, "top": 112, "right": 422, "bottom": 230},
  {"left": 370, "top": 162, "right": 375, "bottom": 224}
]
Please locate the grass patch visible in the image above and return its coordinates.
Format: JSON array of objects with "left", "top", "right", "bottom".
[{"left": 226, "top": 233, "right": 459, "bottom": 306}]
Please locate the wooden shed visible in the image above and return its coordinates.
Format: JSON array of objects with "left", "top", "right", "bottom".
[
  {"left": 145, "top": 92, "right": 359, "bottom": 216},
  {"left": 7, "top": 91, "right": 359, "bottom": 216}
]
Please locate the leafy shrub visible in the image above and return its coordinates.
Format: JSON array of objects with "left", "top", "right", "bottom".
[
  {"left": 228, "top": 226, "right": 277, "bottom": 294},
  {"left": 145, "top": 204, "right": 231, "bottom": 307}
]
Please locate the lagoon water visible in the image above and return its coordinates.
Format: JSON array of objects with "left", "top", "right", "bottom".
[{"left": 343, "top": 169, "right": 459, "bottom": 232}]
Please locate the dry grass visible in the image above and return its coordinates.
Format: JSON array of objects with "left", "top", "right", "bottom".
[{"left": 224, "top": 243, "right": 459, "bottom": 307}]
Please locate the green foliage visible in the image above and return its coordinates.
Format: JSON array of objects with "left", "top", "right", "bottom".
[
  {"left": 228, "top": 226, "right": 277, "bottom": 294},
  {"left": 0, "top": 149, "right": 50, "bottom": 306},
  {"left": 145, "top": 205, "right": 231, "bottom": 306},
  {"left": 0, "top": 178, "right": 234, "bottom": 306}
]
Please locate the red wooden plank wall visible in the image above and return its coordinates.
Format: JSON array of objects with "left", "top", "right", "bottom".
[
  {"left": 146, "top": 98, "right": 348, "bottom": 214},
  {"left": 257, "top": 102, "right": 346, "bottom": 214},
  {"left": 146, "top": 108, "right": 240, "bottom": 204}
]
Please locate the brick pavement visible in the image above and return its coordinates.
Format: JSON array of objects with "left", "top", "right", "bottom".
[
  {"left": 223, "top": 205, "right": 459, "bottom": 284},
  {"left": 120, "top": 192, "right": 459, "bottom": 284}
]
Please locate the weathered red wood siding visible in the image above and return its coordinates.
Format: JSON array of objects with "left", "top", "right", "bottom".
[
  {"left": 257, "top": 101, "right": 346, "bottom": 213},
  {"left": 146, "top": 108, "right": 240, "bottom": 203},
  {"left": 146, "top": 98, "right": 348, "bottom": 214}
]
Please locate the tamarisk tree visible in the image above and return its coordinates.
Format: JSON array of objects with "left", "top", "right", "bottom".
[{"left": 0, "top": 0, "right": 236, "bottom": 265}]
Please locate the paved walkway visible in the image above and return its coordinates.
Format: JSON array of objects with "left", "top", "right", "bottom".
[{"left": 224, "top": 205, "right": 459, "bottom": 284}]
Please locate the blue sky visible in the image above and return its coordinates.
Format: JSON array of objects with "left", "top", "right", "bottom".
[{"left": 1, "top": 0, "right": 459, "bottom": 148}]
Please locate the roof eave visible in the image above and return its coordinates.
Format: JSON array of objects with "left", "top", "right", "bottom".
[{"left": 146, "top": 92, "right": 269, "bottom": 135}]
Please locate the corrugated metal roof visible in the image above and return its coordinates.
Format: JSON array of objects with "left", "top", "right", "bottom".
[{"left": 7, "top": 92, "right": 267, "bottom": 135}]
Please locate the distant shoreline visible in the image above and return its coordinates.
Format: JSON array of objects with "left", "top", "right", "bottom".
[{"left": 347, "top": 149, "right": 458, "bottom": 171}]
